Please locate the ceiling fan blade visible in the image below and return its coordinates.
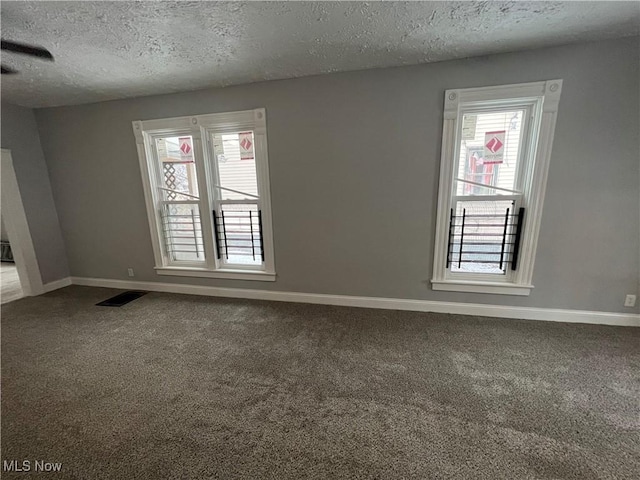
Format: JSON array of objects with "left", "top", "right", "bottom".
[
  {"left": 1, "top": 65, "right": 18, "bottom": 74},
  {"left": 1, "top": 40, "right": 53, "bottom": 60}
]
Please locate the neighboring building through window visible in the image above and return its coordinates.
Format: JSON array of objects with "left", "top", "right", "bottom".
[
  {"left": 133, "top": 109, "right": 275, "bottom": 281},
  {"left": 431, "top": 80, "right": 563, "bottom": 295}
]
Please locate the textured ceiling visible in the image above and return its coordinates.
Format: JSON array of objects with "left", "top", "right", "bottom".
[{"left": 1, "top": 1, "right": 638, "bottom": 108}]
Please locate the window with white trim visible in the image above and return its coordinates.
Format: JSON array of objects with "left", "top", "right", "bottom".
[
  {"left": 133, "top": 109, "right": 276, "bottom": 281},
  {"left": 431, "top": 81, "right": 562, "bottom": 296}
]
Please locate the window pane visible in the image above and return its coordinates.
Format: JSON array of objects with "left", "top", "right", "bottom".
[
  {"left": 156, "top": 136, "right": 199, "bottom": 200},
  {"left": 450, "top": 199, "right": 517, "bottom": 275},
  {"left": 216, "top": 203, "right": 262, "bottom": 266},
  {"left": 161, "top": 203, "right": 204, "bottom": 262},
  {"left": 456, "top": 110, "right": 524, "bottom": 196},
  {"left": 213, "top": 132, "right": 259, "bottom": 200}
]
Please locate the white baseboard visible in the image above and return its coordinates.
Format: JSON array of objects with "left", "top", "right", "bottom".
[
  {"left": 68, "top": 276, "right": 640, "bottom": 327},
  {"left": 43, "top": 276, "right": 72, "bottom": 293}
]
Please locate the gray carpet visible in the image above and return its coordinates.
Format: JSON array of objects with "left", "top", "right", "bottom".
[{"left": 1, "top": 286, "right": 638, "bottom": 479}]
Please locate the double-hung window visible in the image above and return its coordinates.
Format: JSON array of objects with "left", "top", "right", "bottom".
[
  {"left": 431, "top": 80, "right": 562, "bottom": 295},
  {"left": 133, "top": 109, "right": 276, "bottom": 281}
]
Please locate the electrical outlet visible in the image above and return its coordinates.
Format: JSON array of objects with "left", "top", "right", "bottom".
[
  {"left": 624, "top": 294, "right": 636, "bottom": 307},
  {"left": 127, "top": 268, "right": 135, "bottom": 277}
]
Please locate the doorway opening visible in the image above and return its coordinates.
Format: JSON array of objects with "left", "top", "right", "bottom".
[
  {"left": 1, "top": 216, "right": 23, "bottom": 303},
  {"left": 0, "top": 149, "right": 44, "bottom": 304}
]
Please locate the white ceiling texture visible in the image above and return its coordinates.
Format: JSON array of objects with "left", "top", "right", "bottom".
[{"left": 1, "top": 1, "right": 638, "bottom": 108}]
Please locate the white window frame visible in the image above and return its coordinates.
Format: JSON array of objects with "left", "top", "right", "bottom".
[
  {"left": 133, "top": 108, "right": 276, "bottom": 281},
  {"left": 431, "top": 80, "right": 563, "bottom": 296}
]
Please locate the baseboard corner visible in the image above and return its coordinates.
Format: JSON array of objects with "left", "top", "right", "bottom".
[{"left": 43, "top": 276, "right": 72, "bottom": 293}]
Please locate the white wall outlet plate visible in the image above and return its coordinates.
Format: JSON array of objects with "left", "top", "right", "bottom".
[
  {"left": 624, "top": 294, "right": 636, "bottom": 307},
  {"left": 127, "top": 268, "right": 135, "bottom": 277}
]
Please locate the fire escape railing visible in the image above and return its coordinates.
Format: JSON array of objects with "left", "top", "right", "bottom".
[
  {"left": 212, "top": 203, "right": 264, "bottom": 262},
  {"left": 447, "top": 205, "right": 525, "bottom": 271}
]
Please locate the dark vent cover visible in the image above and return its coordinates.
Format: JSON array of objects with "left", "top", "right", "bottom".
[{"left": 96, "top": 291, "right": 147, "bottom": 307}]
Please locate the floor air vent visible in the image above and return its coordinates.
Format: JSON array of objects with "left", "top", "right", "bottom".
[{"left": 96, "top": 291, "right": 147, "bottom": 307}]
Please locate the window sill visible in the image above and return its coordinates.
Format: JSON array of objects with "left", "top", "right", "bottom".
[
  {"left": 155, "top": 267, "right": 276, "bottom": 282},
  {"left": 431, "top": 279, "right": 533, "bottom": 296}
]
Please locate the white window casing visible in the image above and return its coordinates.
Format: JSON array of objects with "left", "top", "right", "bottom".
[
  {"left": 431, "top": 80, "right": 563, "bottom": 295},
  {"left": 133, "top": 109, "right": 276, "bottom": 281}
]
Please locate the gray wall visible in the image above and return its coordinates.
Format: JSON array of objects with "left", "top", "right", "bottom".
[
  {"left": 1, "top": 102, "right": 70, "bottom": 283},
  {"left": 35, "top": 37, "right": 639, "bottom": 313}
]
